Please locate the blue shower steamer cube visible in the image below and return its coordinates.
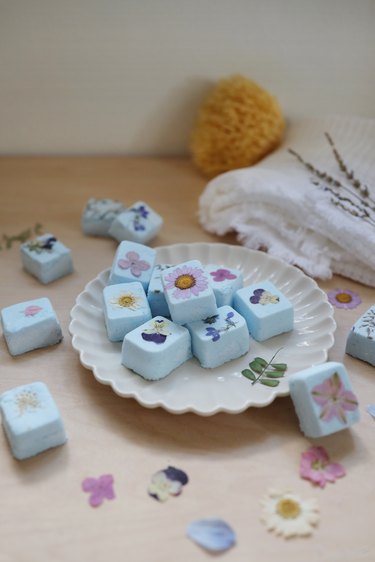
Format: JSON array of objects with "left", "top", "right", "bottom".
[
  {"left": 232, "top": 280, "right": 293, "bottom": 341},
  {"left": 161, "top": 260, "right": 217, "bottom": 325},
  {"left": 345, "top": 305, "right": 375, "bottom": 366},
  {"left": 108, "top": 241, "right": 156, "bottom": 291},
  {"left": 81, "top": 197, "right": 126, "bottom": 236},
  {"left": 121, "top": 316, "right": 192, "bottom": 380},
  {"left": 108, "top": 200, "right": 163, "bottom": 244},
  {"left": 103, "top": 282, "right": 152, "bottom": 342},
  {"left": 186, "top": 306, "right": 249, "bottom": 368},
  {"left": 0, "top": 381, "right": 67, "bottom": 460},
  {"left": 20, "top": 233, "right": 73, "bottom": 284},
  {"left": 205, "top": 264, "right": 244, "bottom": 307},
  {"left": 289, "top": 362, "right": 360, "bottom": 438},
  {"left": 147, "top": 264, "right": 173, "bottom": 317},
  {"left": 1, "top": 297, "right": 63, "bottom": 356}
]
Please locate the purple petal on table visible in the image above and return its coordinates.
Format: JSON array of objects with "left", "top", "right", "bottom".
[{"left": 186, "top": 518, "right": 236, "bottom": 552}]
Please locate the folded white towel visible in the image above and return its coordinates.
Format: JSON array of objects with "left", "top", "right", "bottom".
[{"left": 199, "top": 116, "right": 375, "bottom": 286}]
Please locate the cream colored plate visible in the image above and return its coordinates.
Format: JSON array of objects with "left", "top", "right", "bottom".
[{"left": 69, "top": 243, "right": 336, "bottom": 415}]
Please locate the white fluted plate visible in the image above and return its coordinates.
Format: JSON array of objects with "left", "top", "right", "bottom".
[{"left": 69, "top": 243, "right": 336, "bottom": 415}]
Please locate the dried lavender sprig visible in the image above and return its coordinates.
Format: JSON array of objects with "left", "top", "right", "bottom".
[
  {"left": 288, "top": 148, "right": 375, "bottom": 217},
  {"left": 324, "top": 132, "right": 371, "bottom": 200}
]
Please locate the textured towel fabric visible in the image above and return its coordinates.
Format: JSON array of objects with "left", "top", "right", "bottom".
[{"left": 199, "top": 116, "right": 375, "bottom": 286}]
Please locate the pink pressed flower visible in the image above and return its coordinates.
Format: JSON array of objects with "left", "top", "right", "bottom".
[
  {"left": 327, "top": 288, "right": 361, "bottom": 310},
  {"left": 23, "top": 305, "right": 43, "bottom": 317},
  {"left": 210, "top": 268, "right": 237, "bottom": 282},
  {"left": 118, "top": 251, "right": 150, "bottom": 277},
  {"left": 82, "top": 474, "right": 115, "bottom": 507},
  {"left": 300, "top": 446, "right": 346, "bottom": 488},
  {"left": 164, "top": 265, "right": 208, "bottom": 300},
  {"left": 311, "top": 372, "right": 358, "bottom": 423}
]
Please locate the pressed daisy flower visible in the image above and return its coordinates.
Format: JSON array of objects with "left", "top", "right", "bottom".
[
  {"left": 164, "top": 265, "right": 208, "bottom": 300},
  {"left": 327, "top": 288, "right": 361, "bottom": 310},
  {"left": 300, "top": 446, "right": 345, "bottom": 488},
  {"left": 261, "top": 489, "right": 319, "bottom": 538},
  {"left": 110, "top": 292, "right": 141, "bottom": 310}
]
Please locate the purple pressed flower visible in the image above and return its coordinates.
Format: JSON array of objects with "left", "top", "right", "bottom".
[
  {"left": 250, "top": 288, "right": 279, "bottom": 305},
  {"left": 311, "top": 372, "right": 359, "bottom": 423},
  {"left": 23, "top": 305, "right": 43, "bottom": 317},
  {"left": 210, "top": 268, "right": 237, "bottom": 282},
  {"left": 206, "top": 327, "right": 220, "bottom": 342},
  {"left": 82, "top": 474, "right": 115, "bottom": 507},
  {"left": 164, "top": 265, "right": 208, "bottom": 300},
  {"left": 141, "top": 319, "right": 170, "bottom": 344},
  {"left": 327, "top": 289, "right": 362, "bottom": 310},
  {"left": 118, "top": 251, "right": 151, "bottom": 277},
  {"left": 148, "top": 466, "right": 189, "bottom": 502},
  {"left": 142, "top": 332, "right": 167, "bottom": 344},
  {"left": 132, "top": 205, "right": 149, "bottom": 219}
]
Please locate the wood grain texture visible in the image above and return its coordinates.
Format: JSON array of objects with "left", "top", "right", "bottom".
[{"left": 0, "top": 157, "right": 374, "bottom": 562}]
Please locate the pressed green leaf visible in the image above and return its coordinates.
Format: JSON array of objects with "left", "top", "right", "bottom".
[
  {"left": 241, "top": 369, "right": 256, "bottom": 381},
  {"left": 249, "top": 359, "right": 266, "bottom": 373},
  {"left": 264, "top": 370, "right": 285, "bottom": 378},
  {"left": 253, "top": 357, "right": 268, "bottom": 367},
  {"left": 270, "top": 363, "right": 287, "bottom": 371},
  {"left": 260, "top": 379, "right": 280, "bottom": 387}
]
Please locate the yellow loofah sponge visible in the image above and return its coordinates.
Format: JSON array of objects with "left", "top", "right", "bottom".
[{"left": 190, "top": 75, "right": 285, "bottom": 177}]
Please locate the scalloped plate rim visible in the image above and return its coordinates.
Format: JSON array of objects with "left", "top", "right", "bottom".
[{"left": 69, "top": 242, "right": 336, "bottom": 415}]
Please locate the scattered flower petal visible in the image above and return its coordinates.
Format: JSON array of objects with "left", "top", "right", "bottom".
[
  {"left": 148, "top": 466, "right": 188, "bottom": 502},
  {"left": 186, "top": 518, "right": 236, "bottom": 552},
  {"left": 261, "top": 489, "right": 319, "bottom": 538},
  {"left": 82, "top": 474, "right": 115, "bottom": 507},
  {"left": 327, "top": 288, "right": 362, "bottom": 310},
  {"left": 300, "top": 446, "right": 345, "bottom": 488}
]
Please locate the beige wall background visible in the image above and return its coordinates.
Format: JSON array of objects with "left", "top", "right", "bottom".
[{"left": 0, "top": 0, "right": 374, "bottom": 155}]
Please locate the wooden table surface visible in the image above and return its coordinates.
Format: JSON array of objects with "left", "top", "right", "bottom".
[{"left": 0, "top": 157, "right": 374, "bottom": 562}]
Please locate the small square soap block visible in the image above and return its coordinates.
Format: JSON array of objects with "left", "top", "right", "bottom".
[
  {"left": 205, "top": 264, "right": 243, "bottom": 307},
  {"left": 108, "top": 201, "right": 163, "bottom": 244},
  {"left": 103, "top": 282, "right": 152, "bottom": 342},
  {"left": 1, "top": 297, "right": 63, "bottom": 356},
  {"left": 161, "top": 260, "right": 217, "bottom": 325},
  {"left": 233, "top": 280, "right": 293, "bottom": 341},
  {"left": 81, "top": 197, "right": 126, "bottom": 236},
  {"left": 108, "top": 241, "right": 156, "bottom": 291},
  {"left": 186, "top": 306, "right": 249, "bottom": 368},
  {"left": 147, "top": 264, "right": 173, "bottom": 317},
  {"left": 0, "top": 381, "right": 67, "bottom": 460},
  {"left": 289, "top": 361, "right": 360, "bottom": 438},
  {"left": 345, "top": 305, "right": 375, "bottom": 366},
  {"left": 20, "top": 233, "right": 73, "bottom": 284},
  {"left": 122, "top": 316, "right": 192, "bottom": 380}
]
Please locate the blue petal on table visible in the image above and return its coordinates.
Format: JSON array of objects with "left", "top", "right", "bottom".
[
  {"left": 366, "top": 404, "right": 375, "bottom": 419},
  {"left": 186, "top": 518, "right": 236, "bottom": 552}
]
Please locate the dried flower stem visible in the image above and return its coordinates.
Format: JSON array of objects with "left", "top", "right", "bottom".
[{"left": 288, "top": 136, "right": 375, "bottom": 228}]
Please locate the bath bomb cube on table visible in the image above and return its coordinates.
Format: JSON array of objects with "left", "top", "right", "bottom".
[
  {"left": 161, "top": 260, "right": 217, "bottom": 325},
  {"left": 233, "top": 280, "right": 293, "bottom": 341},
  {"left": 122, "top": 316, "right": 192, "bottom": 380},
  {"left": 289, "top": 362, "right": 360, "bottom": 438},
  {"left": 205, "top": 264, "right": 243, "bottom": 307},
  {"left": 0, "top": 382, "right": 67, "bottom": 460},
  {"left": 186, "top": 306, "right": 249, "bottom": 368},
  {"left": 20, "top": 233, "right": 73, "bottom": 284},
  {"left": 1, "top": 297, "right": 63, "bottom": 356},
  {"left": 108, "top": 201, "right": 163, "bottom": 244},
  {"left": 108, "top": 241, "right": 156, "bottom": 291},
  {"left": 103, "top": 282, "right": 152, "bottom": 342},
  {"left": 81, "top": 197, "right": 126, "bottom": 236},
  {"left": 345, "top": 305, "right": 375, "bottom": 366},
  {"left": 147, "top": 264, "right": 173, "bottom": 317}
]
